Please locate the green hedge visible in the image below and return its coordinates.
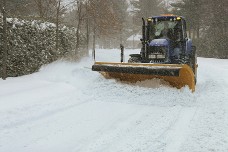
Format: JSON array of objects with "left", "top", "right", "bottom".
[{"left": 0, "top": 18, "right": 86, "bottom": 77}]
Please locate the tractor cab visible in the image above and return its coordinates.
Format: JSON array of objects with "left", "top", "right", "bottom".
[
  {"left": 148, "top": 15, "right": 186, "bottom": 41},
  {"left": 140, "top": 15, "right": 191, "bottom": 64}
]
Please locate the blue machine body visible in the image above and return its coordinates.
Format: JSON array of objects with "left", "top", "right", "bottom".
[
  {"left": 148, "top": 38, "right": 193, "bottom": 61},
  {"left": 143, "top": 15, "right": 193, "bottom": 63}
]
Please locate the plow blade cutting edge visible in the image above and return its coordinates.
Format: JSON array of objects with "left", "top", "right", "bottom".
[{"left": 92, "top": 62, "right": 196, "bottom": 92}]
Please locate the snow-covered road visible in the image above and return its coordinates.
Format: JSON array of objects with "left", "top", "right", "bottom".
[{"left": 0, "top": 49, "right": 228, "bottom": 152}]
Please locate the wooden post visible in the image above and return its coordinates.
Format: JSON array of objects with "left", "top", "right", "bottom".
[
  {"left": 120, "top": 44, "right": 124, "bottom": 63},
  {"left": 2, "top": 0, "right": 7, "bottom": 80}
]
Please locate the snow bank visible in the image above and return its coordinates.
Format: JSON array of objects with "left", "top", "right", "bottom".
[{"left": 0, "top": 49, "right": 227, "bottom": 152}]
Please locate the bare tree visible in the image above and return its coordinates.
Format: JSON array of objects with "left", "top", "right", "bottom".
[
  {"left": 33, "top": 0, "right": 61, "bottom": 20},
  {"left": 75, "top": 0, "right": 86, "bottom": 52},
  {"left": 56, "top": 0, "right": 61, "bottom": 51},
  {"left": 131, "top": 0, "right": 163, "bottom": 27},
  {"left": 170, "top": 0, "right": 228, "bottom": 58},
  {"left": 87, "top": 0, "right": 122, "bottom": 49},
  {"left": 85, "top": 0, "right": 89, "bottom": 54},
  {"left": 53, "top": 0, "right": 67, "bottom": 52},
  {"left": 4, "top": 0, "right": 31, "bottom": 18},
  {"left": 33, "top": 0, "right": 54, "bottom": 19},
  {"left": 64, "top": 0, "right": 130, "bottom": 50}
]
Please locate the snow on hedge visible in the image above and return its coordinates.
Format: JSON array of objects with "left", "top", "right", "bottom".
[{"left": 0, "top": 17, "right": 86, "bottom": 77}]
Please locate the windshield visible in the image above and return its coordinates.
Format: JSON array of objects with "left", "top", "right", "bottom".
[{"left": 149, "top": 20, "right": 182, "bottom": 41}]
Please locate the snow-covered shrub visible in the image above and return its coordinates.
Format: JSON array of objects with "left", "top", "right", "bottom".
[{"left": 0, "top": 17, "right": 87, "bottom": 77}]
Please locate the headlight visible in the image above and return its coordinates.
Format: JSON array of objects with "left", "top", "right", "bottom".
[
  {"left": 149, "top": 55, "right": 156, "bottom": 58},
  {"left": 149, "top": 54, "right": 166, "bottom": 59},
  {"left": 148, "top": 46, "right": 167, "bottom": 59},
  {"left": 157, "top": 54, "right": 166, "bottom": 59}
]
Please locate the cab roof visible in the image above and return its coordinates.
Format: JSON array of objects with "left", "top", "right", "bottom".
[{"left": 149, "top": 15, "right": 185, "bottom": 21}]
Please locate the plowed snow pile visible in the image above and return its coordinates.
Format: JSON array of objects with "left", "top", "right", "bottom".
[{"left": 0, "top": 49, "right": 228, "bottom": 152}]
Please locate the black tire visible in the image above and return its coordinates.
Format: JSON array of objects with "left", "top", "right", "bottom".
[
  {"left": 128, "top": 54, "right": 142, "bottom": 63},
  {"left": 128, "top": 57, "right": 141, "bottom": 63}
]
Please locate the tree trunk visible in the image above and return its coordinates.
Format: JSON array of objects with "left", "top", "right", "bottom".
[
  {"left": 75, "top": 1, "right": 82, "bottom": 53},
  {"left": 193, "top": 29, "right": 196, "bottom": 40},
  {"left": 2, "top": 0, "right": 7, "bottom": 80},
  {"left": 36, "top": 0, "right": 44, "bottom": 18},
  {"left": 197, "top": 24, "right": 200, "bottom": 39},
  {"left": 86, "top": 18, "right": 89, "bottom": 55},
  {"left": 224, "top": 22, "right": 227, "bottom": 35},
  {"left": 56, "top": 0, "right": 61, "bottom": 53},
  {"left": 92, "top": 23, "right": 96, "bottom": 60},
  {"left": 86, "top": 1, "right": 89, "bottom": 55}
]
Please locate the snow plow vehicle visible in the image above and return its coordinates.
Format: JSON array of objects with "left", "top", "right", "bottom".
[{"left": 92, "top": 15, "right": 198, "bottom": 92}]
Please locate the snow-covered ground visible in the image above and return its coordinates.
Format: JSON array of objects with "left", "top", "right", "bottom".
[{"left": 0, "top": 49, "right": 228, "bottom": 152}]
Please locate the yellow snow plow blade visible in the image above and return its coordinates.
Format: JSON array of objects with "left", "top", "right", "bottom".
[{"left": 92, "top": 62, "right": 196, "bottom": 92}]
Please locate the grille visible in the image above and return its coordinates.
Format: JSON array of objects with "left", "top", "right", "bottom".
[{"left": 148, "top": 46, "right": 167, "bottom": 62}]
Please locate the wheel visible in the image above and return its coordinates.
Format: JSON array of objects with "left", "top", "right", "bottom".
[
  {"left": 128, "top": 54, "right": 142, "bottom": 63},
  {"left": 128, "top": 57, "right": 141, "bottom": 63}
]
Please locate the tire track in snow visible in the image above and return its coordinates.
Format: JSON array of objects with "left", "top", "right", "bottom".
[
  {"left": 0, "top": 93, "right": 93, "bottom": 130},
  {"left": 0, "top": 82, "right": 52, "bottom": 100},
  {"left": 0, "top": 78, "right": 94, "bottom": 131},
  {"left": 163, "top": 107, "right": 197, "bottom": 152},
  {"left": 71, "top": 105, "right": 144, "bottom": 152},
  {"left": 178, "top": 58, "right": 228, "bottom": 152},
  {"left": 180, "top": 81, "right": 228, "bottom": 152}
]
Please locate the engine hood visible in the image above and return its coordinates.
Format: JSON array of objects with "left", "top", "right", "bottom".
[{"left": 149, "top": 39, "right": 169, "bottom": 47}]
